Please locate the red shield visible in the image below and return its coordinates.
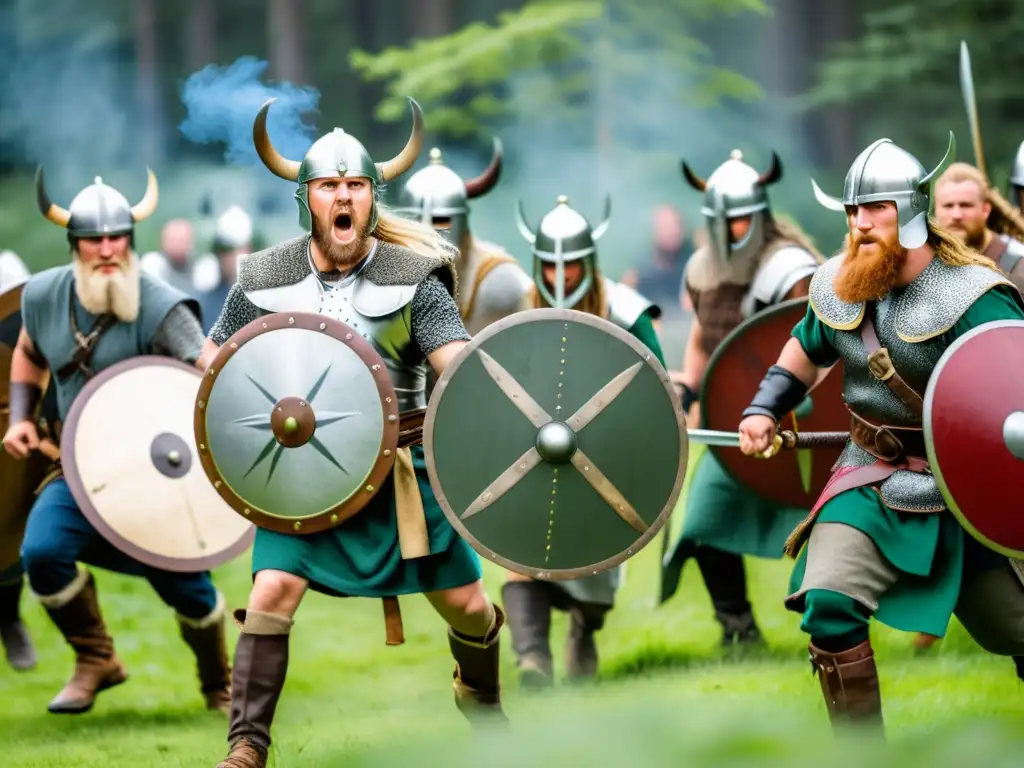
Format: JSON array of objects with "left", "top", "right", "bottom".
[
  {"left": 700, "top": 297, "right": 847, "bottom": 508},
  {"left": 925, "top": 320, "right": 1024, "bottom": 558}
]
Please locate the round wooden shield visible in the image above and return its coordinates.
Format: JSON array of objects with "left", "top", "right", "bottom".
[
  {"left": 701, "top": 298, "right": 848, "bottom": 508},
  {"left": 62, "top": 356, "right": 255, "bottom": 572},
  {"left": 925, "top": 320, "right": 1024, "bottom": 558},
  {"left": 425, "top": 307, "right": 687, "bottom": 580},
  {"left": 0, "top": 281, "right": 60, "bottom": 572},
  {"left": 195, "top": 313, "right": 400, "bottom": 535}
]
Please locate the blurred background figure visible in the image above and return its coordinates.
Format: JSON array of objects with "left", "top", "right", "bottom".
[
  {"left": 140, "top": 219, "right": 198, "bottom": 295},
  {"left": 0, "top": 250, "right": 30, "bottom": 290},
  {"left": 193, "top": 204, "right": 253, "bottom": 334},
  {"left": 621, "top": 205, "right": 693, "bottom": 315}
]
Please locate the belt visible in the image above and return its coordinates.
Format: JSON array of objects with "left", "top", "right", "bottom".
[{"left": 848, "top": 410, "right": 926, "bottom": 463}]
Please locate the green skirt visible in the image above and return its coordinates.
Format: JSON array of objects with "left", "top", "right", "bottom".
[
  {"left": 787, "top": 487, "right": 964, "bottom": 637},
  {"left": 251, "top": 445, "right": 483, "bottom": 598},
  {"left": 675, "top": 450, "right": 807, "bottom": 559}
]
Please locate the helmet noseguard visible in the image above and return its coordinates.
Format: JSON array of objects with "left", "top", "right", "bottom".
[
  {"left": 253, "top": 97, "right": 424, "bottom": 233},
  {"left": 516, "top": 194, "right": 610, "bottom": 308},
  {"left": 811, "top": 132, "right": 956, "bottom": 249}
]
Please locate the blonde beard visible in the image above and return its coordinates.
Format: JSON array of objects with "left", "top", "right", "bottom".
[{"left": 73, "top": 253, "right": 141, "bottom": 322}]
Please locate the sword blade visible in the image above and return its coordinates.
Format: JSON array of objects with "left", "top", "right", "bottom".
[
  {"left": 686, "top": 428, "right": 849, "bottom": 450},
  {"left": 959, "top": 40, "right": 987, "bottom": 179}
]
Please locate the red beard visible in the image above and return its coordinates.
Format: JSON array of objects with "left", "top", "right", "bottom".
[{"left": 833, "top": 230, "right": 907, "bottom": 303}]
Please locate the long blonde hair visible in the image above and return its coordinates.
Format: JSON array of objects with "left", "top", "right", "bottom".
[
  {"left": 927, "top": 219, "right": 1004, "bottom": 271},
  {"left": 373, "top": 206, "right": 453, "bottom": 263},
  {"left": 528, "top": 270, "right": 609, "bottom": 317},
  {"left": 769, "top": 216, "right": 826, "bottom": 264}
]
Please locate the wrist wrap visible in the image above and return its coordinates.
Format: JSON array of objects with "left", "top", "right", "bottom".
[{"left": 741, "top": 365, "right": 809, "bottom": 422}]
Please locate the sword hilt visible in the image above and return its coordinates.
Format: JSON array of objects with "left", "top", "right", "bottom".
[{"left": 779, "top": 430, "right": 850, "bottom": 449}]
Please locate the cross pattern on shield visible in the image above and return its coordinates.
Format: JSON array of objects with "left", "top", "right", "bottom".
[
  {"left": 425, "top": 308, "right": 687, "bottom": 580},
  {"left": 195, "top": 312, "right": 400, "bottom": 535}
]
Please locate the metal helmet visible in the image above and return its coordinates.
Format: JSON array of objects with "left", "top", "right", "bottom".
[
  {"left": 516, "top": 194, "right": 611, "bottom": 308},
  {"left": 213, "top": 205, "right": 253, "bottom": 252},
  {"left": 1010, "top": 140, "right": 1024, "bottom": 201},
  {"left": 35, "top": 167, "right": 159, "bottom": 241},
  {"left": 253, "top": 97, "right": 424, "bottom": 233},
  {"left": 811, "top": 132, "right": 956, "bottom": 249},
  {"left": 394, "top": 138, "right": 503, "bottom": 247},
  {"left": 681, "top": 149, "right": 782, "bottom": 267}
]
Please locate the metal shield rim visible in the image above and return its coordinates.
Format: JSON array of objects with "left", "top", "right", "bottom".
[
  {"left": 61, "top": 355, "right": 257, "bottom": 573},
  {"left": 195, "top": 312, "right": 401, "bottom": 535},
  {"left": 423, "top": 306, "right": 688, "bottom": 580},
  {"left": 924, "top": 318, "right": 1024, "bottom": 559}
]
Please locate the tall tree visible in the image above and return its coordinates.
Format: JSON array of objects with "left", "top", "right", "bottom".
[
  {"left": 135, "top": 0, "right": 163, "bottom": 166},
  {"left": 268, "top": 0, "right": 308, "bottom": 84},
  {"left": 185, "top": 0, "right": 217, "bottom": 71}
]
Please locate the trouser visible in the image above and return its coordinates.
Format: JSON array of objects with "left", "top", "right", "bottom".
[
  {"left": 20, "top": 478, "right": 218, "bottom": 619},
  {"left": 664, "top": 539, "right": 759, "bottom": 638}
]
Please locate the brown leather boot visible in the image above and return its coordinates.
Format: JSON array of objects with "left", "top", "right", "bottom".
[
  {"left": 449, "top": 604, "right": 508, "bottom": 725},
  {"left": 178, "top": 593, "right": 231, "bottom": 714},
  {"left": 39, "top": 569, "right": 128, "bottom": 714},
  {"left": 809, "top": 640, "right": 884, "bottom": 734},
  {"left": 217, "top": 609, "right": 291, "bottom": 768},
  {"left": 564, "top": 607, "right": 599, "bottom": 679},
  {"left": 501, "top": 581, "right": 553, "bottom": 690}
]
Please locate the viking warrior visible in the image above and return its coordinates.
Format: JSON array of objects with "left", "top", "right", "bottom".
[
  {"left": 737, "top": 134, "right": 1024, "bottom": 732},
  {"left": 202, "top": 99, "right": 507, "bottom": 768},
  {"left": 1, "top": 170, "right": 231, "bottom": 715},
  {"left": 933, "top": 162, "right": 1024, "bottom": 294},
  {"left": 396, "top": 141, "right": 532, "bottom": 334},
  {"left": 193, "top": 204, "right": 253, "bottom": 333},
  {"left": 661, "top": 149, "right": 823, "bottom": 645},
  {"left": 494, "top": 194, "right": 664, "bottom": 686},
  {"left": 140, "top": 219, "right": 199, "bottom": 295}
]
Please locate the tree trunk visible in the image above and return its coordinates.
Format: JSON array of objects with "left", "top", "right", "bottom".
[
  {"left": 407, "top": 0, "right": 456, "bottom": 40},
  {"left": 268, "top": 0, "right": 308, "bottom": 83},
  {"left": 806, "top": 0, "right": 859, "bottom": 166},
  {"left": 185, "top": 0, "right": 216, "bottom": 71},
  {"left": 134, "top": 0, "right": 163, "bottom": 166}
]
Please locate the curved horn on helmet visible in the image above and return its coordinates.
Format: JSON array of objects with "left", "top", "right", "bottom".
[
  {"left": 680, "top": 160, "right": 707, "bottom": 192},
  {"left": 376, "top": 97, "right": 425, "bottom": 182},
  {"left": 810, "top": 178, "right": 846, "bottom": 212},
  {"left": 253, "top": 98, "right": 302, "bottom": 181},
  {"left": 35, "top": 166, "right": 71, "bottom": 228},
  {"left": 464, "top": 136, "right": 503, "bottom": 199},
  {"left": 591, "top": 194, "right": 612, "bottom": 240},
  {"left": 515, "top": 200, "right": 536, "bottom": 244},
  {"left": 129, "top": 168, "right": 159, "bottom": 222},
  {"left": 919, "top": 131, "right": 957, "bottom": 189},
  {"left": 758, "top": 151, "right": 783, "bottom": 186}
]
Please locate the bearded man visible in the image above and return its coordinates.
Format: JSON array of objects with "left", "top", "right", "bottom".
[
  {"left": 1, "top": 171, "right": 231, "bottom": 715},
  {"left": 202, "top": 100, "right": 507, "bottom": 768},
  {"left": 737, "top": 134, "right": 1024, "bottom": 734},
  {"left": 497, "top": 194, "right": 664, "bottom": 687},
  {"left": 661, "top": 149, "right": 823, "bottom": 647},
  {"left": 934, "top": 162, "right": 1024, "bottom": 291},
  {"left": 396, "top": 141, "right": 532, "bottom": 334}
]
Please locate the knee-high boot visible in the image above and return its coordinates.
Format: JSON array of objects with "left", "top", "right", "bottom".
[
  {"left": 37, "top": 567, "right": 128, "bottom": 714},
  {"left": 177, "top": 591, "right": 231, "bottom": 714},
  {"left": 808, "top": 639, "right": 884, "bottom": 735},
  {"left": 501, "top": 580, "right": 553, "bottom": 689},
  {"left": 449, "top": 604, "right": 507, "bottom": 726},
  {"left": 695, "top": 545, "right": 763, "bottom": 646},
  {"left": 0, "top": 575, "right": 37, "bottom": 671},
  {"left": 217, "top": 609, "right": 292, "bottom": 768}
]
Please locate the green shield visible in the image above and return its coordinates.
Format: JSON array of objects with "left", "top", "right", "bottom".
[
  {"left": 425, "top": 308, "right": 687, "bottom": 579},
  {"left": 195, "top": 312, "right": 400, "bottom": 535}
]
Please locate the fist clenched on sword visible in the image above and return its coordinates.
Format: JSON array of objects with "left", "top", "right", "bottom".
[{"left": 738, "top": 414, "right": 777, "bottom": 456}]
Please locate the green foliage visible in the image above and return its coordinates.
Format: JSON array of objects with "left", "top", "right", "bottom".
[
  {"left": 350, "top": 0, "right": 769, "bottom": 139},
  {"left": 802, "top": 0, "right": 1024, "bottom": 183}
]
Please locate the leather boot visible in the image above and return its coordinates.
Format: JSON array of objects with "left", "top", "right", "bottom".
[
  {"left": 809, "top": 639, "right": 884, "bottom": 733},
  {"left": 449, "top": 604, "right": 508, "bottom": 726},
  {"left": 217, "top": 609, "right": 291, "bottom": 768},
  {"left": 39, "top": 569, "right": 128, "bottom": 714},
  {"left": 500, "top": 581, "right": 553, "bottom": 690},
  {"left": 0, "top": 577, "right": 37, "bottom": 671},
  {"left": 564, "top": 603, "right": 608, "bottom": 680},
  {"left": 716, "top": 609, "right": 764, "bottom": 648},
  {"left": 178, "top": 593, "right": 231, "bottom": 714}
]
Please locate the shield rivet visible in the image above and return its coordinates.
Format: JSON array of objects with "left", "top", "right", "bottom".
[
  {"left": 372, "top": 364, "right": 380, "bottom": 371},
  {"left": 288, "top": 317, "right": 295, "bottom": 325},
  {"left": 214, "top": 480, "right": 222, "bottom": 488},
  {"left": 386, "top": 397, "right": 392, "bottom": 403},
  {"left": 383, "top": 449, "right": 391, "bottom": 457},
  {"left": 262, "top": 322, "right": 268, "bottom": 328},
  {"left": 346, "top": 333, "right": 353, "bottom": 340},
  {"left": 561, "top": 337, "right": 566, "bottom": 342},
  {"left": 366, "top": 484, "right": 374, "bottom": 492},
  {"left": 388, "top": 414, "right": 396, "bottom": 422},
  {"left": 230, "top": 343, "right": 237, "bottom": 350},
  {"left": 320, "top": 322, "right": 327, "bottom": 330},
  {"left": 208, "top": 368, "right": 215, "bottom": 376},
  {"left": 199, "top": 444, "right": 205, "bottom": 451},
  {"left": 584, "top": 465, "right": 590, "bottom": 471},
  {"left": 198, "top": 400, "right": 205, "bottom": 409},
  {"left": 331, "top": 514, "right": 339, "bottom": 523},
  {"left": 243, "top": 508, "right": 251, "bottom": 516},
  {"left": 294, "top": 521, "right": 302, "bottom": 530}
]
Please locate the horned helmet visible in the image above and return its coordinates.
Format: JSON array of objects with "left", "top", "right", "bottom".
[
  {"left": 212, "top": 204, "right": 254, "bottom": 254},
  {"left": 516, "top": 195, "right": 611, "bottom": 308},
  {"left": 253, "top": 97, "right": 424, "bottom": 232},
  {"left": 681, "top": 149, "right": 782, "bottom": 267},
  {"left": 395, "top": 138, "right": 503, "bottom": 247},
  {"left": 811, "top": 132, "right": 956, "bottom": 249},
  {"left": 36, "top": 167, "right": 159, "bottom": 246}
]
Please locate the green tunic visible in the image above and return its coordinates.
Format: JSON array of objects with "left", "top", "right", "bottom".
[{"left": 786, "top": 284, "right": 1024, "bottom": 635}]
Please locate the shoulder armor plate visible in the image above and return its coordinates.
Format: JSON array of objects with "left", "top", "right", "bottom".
[
  {"left": 604, "top": 278, "right": 658, "bottom": 329},
  {"left": 1001, "top": 235, "right": 1024, "bottom": 267},
  {"left": 892, "top": 259, "right": 1014, "bottom": 341},
  {"left": 750, "top": 245, "right": 818, "bottom": 305},
  {"left": 352, "top": 279, "right": 418, "bottom": 318},
  {"left": 808, "top": 255, "right": 865, "bottom": 330},
  {"left": 473, "top": 260, "right": 532, "bottom": 314}
]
